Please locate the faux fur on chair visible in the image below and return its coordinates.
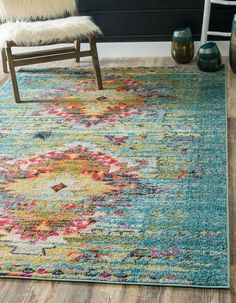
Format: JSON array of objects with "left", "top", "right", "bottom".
[
  {"left": 0, "top": 0, "right": 77, "bottom": 21},
  {"left": 0, "top": 16, "right": 102, "bottom": 47},
  {"left": 0, "top": 0, "right": 103, "bottom": 104}
]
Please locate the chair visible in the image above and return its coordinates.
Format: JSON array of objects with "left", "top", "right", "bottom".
[
  {"left": 201, "top": 0, "right": 236, "bottom": 44},
  {"left": 0, "top": 0, "right": 103, "bottom": 103}
]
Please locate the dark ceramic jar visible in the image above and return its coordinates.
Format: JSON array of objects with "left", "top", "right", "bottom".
[
  {"left": 171, "top": 27, "right": 194, "bottom": 64},
  {"left": 196, "top": 42, "right": 222, "bottom": 72},
  {"left": 230, "top": 14, "right": 236, "bottom": 73}
]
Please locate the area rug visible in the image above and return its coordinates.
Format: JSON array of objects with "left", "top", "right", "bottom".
[{"left": 0, "top": 66, "right": 229, "bottom": 288}]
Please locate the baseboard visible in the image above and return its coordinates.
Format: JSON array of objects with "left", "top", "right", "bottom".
[
  {"left": 93, "top": 41, "right": 230, "bottom": 58},
  {"left": 15, "top": 41, "right": 230, "bottom": 58}
]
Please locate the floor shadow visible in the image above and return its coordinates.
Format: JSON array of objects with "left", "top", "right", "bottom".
[{"left": 18, "top": 98, "right": 59, "bottom": 103}]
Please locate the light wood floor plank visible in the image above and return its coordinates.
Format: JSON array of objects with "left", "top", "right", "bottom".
[{"left": 0, "top": 280, "right": 33, "bottom": 303}]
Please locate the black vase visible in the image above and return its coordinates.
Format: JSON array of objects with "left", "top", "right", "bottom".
[
  {"left": 171, "top": 27, "right": 194, "bottom": 64},
  {"left": 196, "top": 42, "right": 222, "bottom": 72},
  {"left": 230, "top": 14, "right": 236, "bottom": 73}
]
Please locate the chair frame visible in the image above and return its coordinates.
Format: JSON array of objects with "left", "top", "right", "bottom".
[
  {"left": 201, "top": 0, "right": 236, "bottom": 44},
  {"left": 1, "top": 9, "right": 103, "bottom": 103}
]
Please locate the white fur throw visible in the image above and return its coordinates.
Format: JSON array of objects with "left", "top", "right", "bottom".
[
  {"left": 0, "top": 16, "right": 102, "bottom": 47},
  {"left": 0, "top": 0, "right": 77, "bottom": 21}
]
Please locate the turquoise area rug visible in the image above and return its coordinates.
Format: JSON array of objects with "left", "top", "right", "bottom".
[{"left": 0, "top": 66, "right": 229, "bottom": 288}]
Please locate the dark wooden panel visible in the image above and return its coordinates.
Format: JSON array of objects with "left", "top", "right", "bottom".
[
  {"left": 79, "top": 0, "right": 236, "bottom": 42},
  {"left": 79, "top": 0, "right": 203, "bottom": 11},
  {"left": 81, "top": 9, "right": 235, "bottom": 42},
  {"left": 210, "top": 7, "right": 236, "bottom": 33},
  {"left": 89, "top": 10, "right": 201, "bottom": 36}
]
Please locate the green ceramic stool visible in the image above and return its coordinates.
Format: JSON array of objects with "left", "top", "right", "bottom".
[
  {"left": 171, "top": 27, "right": 194, "bottom": 64},
  {"left": 197, "top": 42, "right": 222, "bottom": 72},
  {"left": 230, "top": 14, "right": 236, "bottom": 73}
]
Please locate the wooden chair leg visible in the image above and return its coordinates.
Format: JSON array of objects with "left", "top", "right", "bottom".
[
  {"left": 89, "top": 36, "right": 103, "bottom": 90},
  {"left": 1, "top": 48, "right": 8, "bottom": 73},
  {"left": 75, "top": 39, "right": 81, "bottom": 63},
  {"left": 6, "top": 45, "right": 21, "bottom": 103}
]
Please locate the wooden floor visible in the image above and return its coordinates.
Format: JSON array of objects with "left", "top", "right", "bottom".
[{"left": 0, "top": 56, "right": 235, "bottom": 303}]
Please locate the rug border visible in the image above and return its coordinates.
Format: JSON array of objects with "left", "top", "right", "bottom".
[
  {"left": 225, "top": 65, "right": 231, "bottom": 289},
  {"left": 0, "top": 66, "right": 230, "bottom": 289},
  {"left": 0, "top": 275, "right": 230, "bottom": 289}
]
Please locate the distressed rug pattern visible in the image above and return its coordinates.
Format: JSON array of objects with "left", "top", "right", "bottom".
[{"left": 0, "top": 67, "right": 229, "bottom": 287}]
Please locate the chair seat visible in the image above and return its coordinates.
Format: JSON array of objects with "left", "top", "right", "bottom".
[{"left": 0, "top": 16, "right": 102, "bottom": 47}]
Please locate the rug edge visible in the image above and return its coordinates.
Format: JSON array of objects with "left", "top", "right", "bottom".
[{"left": 0, "top": 275, "right": 230, "bottom": 289}]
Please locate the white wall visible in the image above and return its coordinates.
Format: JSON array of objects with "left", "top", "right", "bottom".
[
  {"left": 14, "top": 41, "right": 230, "bottom": 58},
  {"left": 93, "top": 41, "right": 230, "bottom": 58}
]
